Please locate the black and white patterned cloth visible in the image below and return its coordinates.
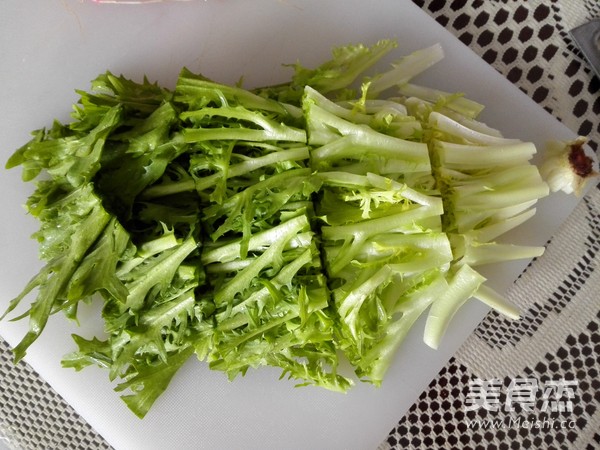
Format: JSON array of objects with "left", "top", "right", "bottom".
[{"left": 1, "top": 1, "right": 599, "bottom": 449}]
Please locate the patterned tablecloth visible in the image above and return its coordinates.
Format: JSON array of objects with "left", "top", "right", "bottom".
[{"left": 1, "top": 1, "right": 599, "bottom": 449}]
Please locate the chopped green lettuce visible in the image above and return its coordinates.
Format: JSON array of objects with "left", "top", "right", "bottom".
[{"left": 3, "top": 40, "right": 556, "bottom": 418}]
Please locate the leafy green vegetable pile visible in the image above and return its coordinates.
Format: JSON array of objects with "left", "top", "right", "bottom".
[{"left": 3, "top": 40, "right": 551, "bottom": 418}]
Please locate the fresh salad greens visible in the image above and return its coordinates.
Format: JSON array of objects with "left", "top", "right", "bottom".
[{"left": 3, "top": 40, "right": 555, "bottom": 418}]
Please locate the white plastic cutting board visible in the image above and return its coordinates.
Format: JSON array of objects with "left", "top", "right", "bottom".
[{"left": 0, "top": 1, "right": 582, "bottom": 449}]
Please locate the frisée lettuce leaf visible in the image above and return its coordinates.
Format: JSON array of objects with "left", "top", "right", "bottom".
[{"left": 3, "top": 40, "right": 567, "bottom": 418}]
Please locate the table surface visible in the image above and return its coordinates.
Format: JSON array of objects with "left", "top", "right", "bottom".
[{"left": 1, "top": 1, "right": 599, "bottom": 449}]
